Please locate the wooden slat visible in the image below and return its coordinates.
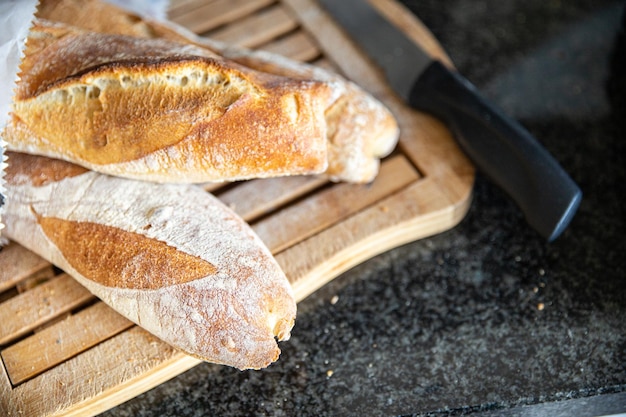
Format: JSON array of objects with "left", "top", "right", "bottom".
[
  {"left": 0, "top": 243, "right": 51, "bottom": 293},
  {"left": 200, "top": 181, "right": 229, "bottom": 193},
  {"left": 309, "top": 57, "right": 337, "bottom": 73},
  {"left": 2, "top": 302, "right": 133, "bottom": 386},
  {"left": 168, "top": 0, "right": 218, "bottom": 19},
  {"left": 280, "top": 175, "right": 471, "bottom": 300},
  {"left": 253, "top": 155, "right": 420, "bottom": 253},
  {"left": 2, "top": 327, "right": 198, "bottom": 417},
  {"left": 15, "top": 266, "right": 55, "bottom": 295},
  {"left": 397, "top": 109, "right": 475, "bottom": 201},
  {"left": 0, "top": 274, "right": 94, "bottom": 345},
  {"left": 284, "top": 0, "right": 391, "bottom": 97},
  {"left": 170, "top": 0, "right": 275, "bottom": 34},
  {"left": 205, "top": 4, "right": 298, "bottom": 48},
  {"left": 260, "top": 30, "right": 321, "bottom": 62},
  {"left": 218, "top": 175, "right": 327, "bottom": 222}
]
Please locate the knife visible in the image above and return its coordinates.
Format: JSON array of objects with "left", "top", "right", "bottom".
[{"left": 317, "top": 0, "right": 582, "bottom": 242}]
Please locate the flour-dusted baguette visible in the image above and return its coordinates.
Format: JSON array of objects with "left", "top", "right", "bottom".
[
  {"left": 3, "top": 151, "right": 296, "bottom": 370},
  {"left": 36, "top": 0, "right": 400, "bottom": 183},
  {"left": 4, "top": 19, "right": 332, "bottom": 184}
]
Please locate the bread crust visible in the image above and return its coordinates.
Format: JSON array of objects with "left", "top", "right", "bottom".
[
  {"left": 3, "top": 152, "right": 297, "bottom": 369},
  {"left": 33, "top": 0, "right": 400, "bottom": 183},
  {"left": 6, "top": 20, "right": 331, "bottom": 183}
]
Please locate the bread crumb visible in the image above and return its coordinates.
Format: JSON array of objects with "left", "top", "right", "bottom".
[
  {"left": 326, "top": 369, "right": 334, "bottom": 378},
  {"left": 537, "top": 303, "right": 545, "bottom": 311},
  {"left": 330, "top": 295, "right": 339, "bottom": 305}
]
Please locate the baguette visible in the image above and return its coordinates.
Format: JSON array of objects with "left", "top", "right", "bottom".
[
  {"left": 3, "top": 151, "right": 297, "bottom": 370},
  {"left": 35, "top": 0, "right": 400, "bottom": 183},
  {"left": 4, "top": 19, "right": 332, "bottom": 183}
]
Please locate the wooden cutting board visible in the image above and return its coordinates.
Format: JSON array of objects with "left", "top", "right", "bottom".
[{"left": 0, "top": 0, "right": 474, "bottom": 415}]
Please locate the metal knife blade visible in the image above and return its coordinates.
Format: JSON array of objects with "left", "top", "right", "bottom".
[{"left": 318, "top": 0, "right": 582, "bottom": 242}]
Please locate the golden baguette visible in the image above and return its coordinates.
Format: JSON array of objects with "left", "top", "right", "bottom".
[
  {"left": 35, "top": 0, "right": 400, "bottom": 183},
  {"left": 5, "top": 19, "right": 332, "bottom": 183},
  {"left": 3, "top": 151, "right": 297, "bottom": 370}
]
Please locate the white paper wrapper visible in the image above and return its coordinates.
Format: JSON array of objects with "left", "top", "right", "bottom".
[
  {"left": 0, "top": 0, "right": 40, "bottom": 239},
  {"left": 0, "top": 0, "right": 169, "bottom": 240}
]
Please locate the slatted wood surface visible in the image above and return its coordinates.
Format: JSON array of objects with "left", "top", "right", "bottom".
[{"left": 0, "top": 0, "right": 474, "bottom": 415}]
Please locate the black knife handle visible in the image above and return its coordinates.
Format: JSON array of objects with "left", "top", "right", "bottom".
[{"left": 409, "top": 61, "right": 582, "bottom": 241}]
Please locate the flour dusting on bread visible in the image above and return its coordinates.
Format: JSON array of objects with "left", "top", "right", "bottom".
[{"left": 3, "top": 152, "right": 296, "bottom": 369}]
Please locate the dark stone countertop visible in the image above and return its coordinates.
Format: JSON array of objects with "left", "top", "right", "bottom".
[{"left": 102, "top": 0, "right": 626, "bottom": 415}]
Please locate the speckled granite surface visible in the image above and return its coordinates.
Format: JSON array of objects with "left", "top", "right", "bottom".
[{"left": 101, "top": 0, "right": 626, "bottom": 415}]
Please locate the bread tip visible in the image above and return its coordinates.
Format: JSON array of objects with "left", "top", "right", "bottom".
[{"left": 273, "top": 315, "right": 295, "bottom": 342}]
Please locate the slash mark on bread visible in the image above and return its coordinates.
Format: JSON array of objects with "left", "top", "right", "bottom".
[
  {"left": 36, "top": 214, "right": 217, "bottom": 289},
  {"left": 15, "top": 58, "right": 256, "bottom": 165}
]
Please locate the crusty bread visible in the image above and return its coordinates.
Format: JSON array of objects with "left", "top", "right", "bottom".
[
  {"left": 3, "top": 151, "right": 297, "bottom": 370},
  {"left": 35, "top": 0, "right": 400, "bottom": 183},
  {"left": 213, "top": 47, "right": 400, "bottom": 183},
  {"left": 5, "top": 19, "right": 332, "bottom": 183}
]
